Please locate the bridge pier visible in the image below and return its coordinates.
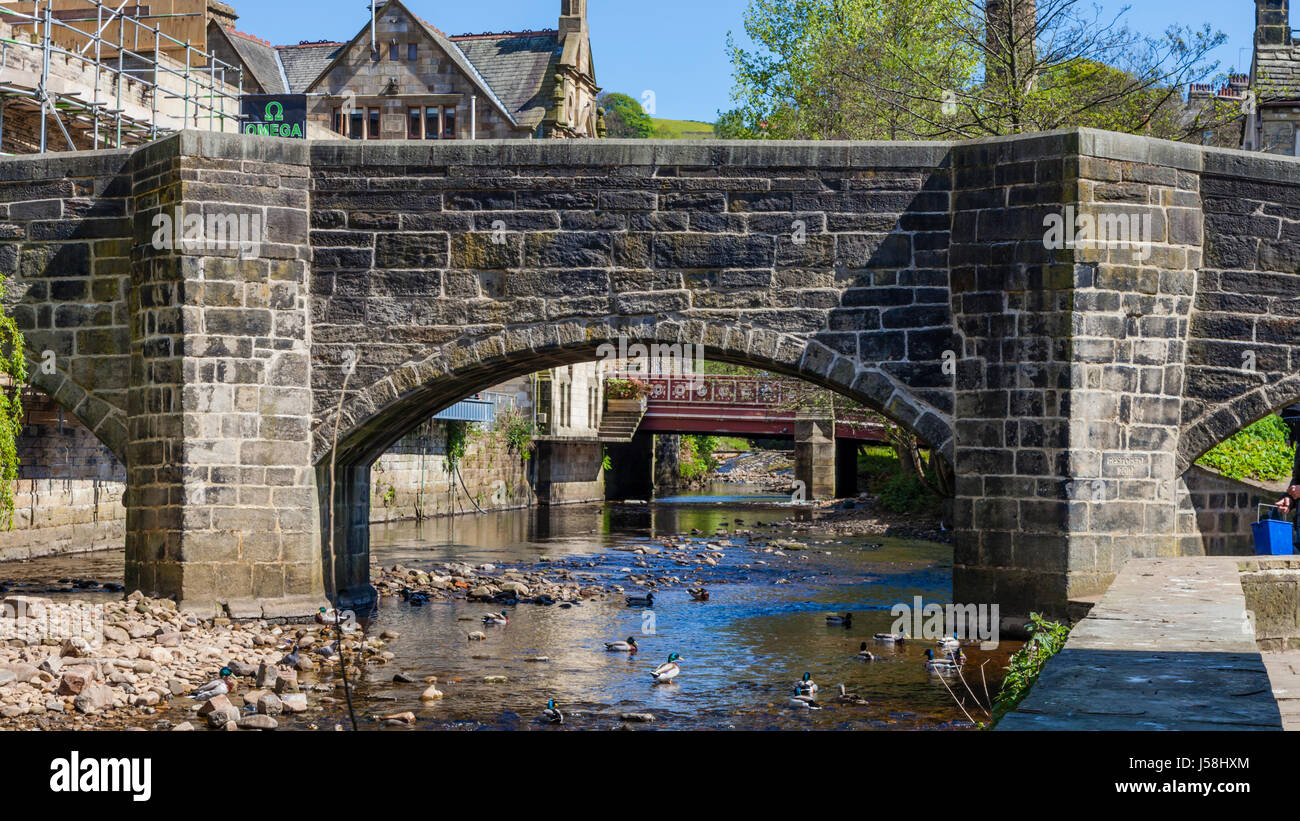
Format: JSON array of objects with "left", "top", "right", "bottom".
[
  {"left": 794, "top": 417, "right": 836, "bottom": 501},
  {"left": 604, "top": 432, "right": 654, "bottom": 501},
  {"left": 835, "top": 438, "right": 859, "bottom": 498},
  {"left": 124, "top": 134, "right": 329, "bottom": 619}
]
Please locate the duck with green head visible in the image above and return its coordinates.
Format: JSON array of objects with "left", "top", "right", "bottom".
[
  {"left": 194, "top": 667, "right": 234, "bottom": 701},
  {"left": 604, "top": 636, "right": 638, "bottom": 652},
  {"left": 795, "top": 672, "right": 818, "bottom": 695},
  {"left": 542, "top": 699, "right": 563, "bottom": 724},
  {"left": 651, "top": 652, "right": 683, "bottom": 683}
]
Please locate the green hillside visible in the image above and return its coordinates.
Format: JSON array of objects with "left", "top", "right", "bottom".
[{"left": 650, "top": 118, "right": 716, "bottom": 140}]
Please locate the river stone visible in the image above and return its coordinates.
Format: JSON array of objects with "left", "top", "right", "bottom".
[
  {"left": 102, "top": 625, "right": 130, "bottom": 643},
  {"left": 256, "top": 663, "right": 278, "bottom": 689},
  {"left": 500, "top": 581, "right": 531, "bottom": 596},
  {"left": 620, "top": 712, "right": 656, "bottom": 722},
  {"left": 228, "top": 661, "right": 258, "bottom": 677},
  {"left": 280, "top": 693, "right": 308, "bottom": 713},
  {"left": 57, "top": 668, "right": 94, "bottom": 696},
  {"left": 238, "top": 714, "right": 278, "bottom": 730},
  {"left": 257, "top": 694, "right": 284, "bottom": 716},
  {"left": 420, "top": 684, "right": 443, "bottom": 700},
  {"left": 73, "top": 685, "right": 114, "bottom": 714},
  {"left": 172, "top": 722, "right": 195, "bottom": 731},
  {"left": 206, "top": 706, "right": 239, "bottom": 729}
]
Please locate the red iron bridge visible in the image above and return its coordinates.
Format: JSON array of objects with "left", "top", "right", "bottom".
[{"left": 612, "top": 373, "right": 891, "bottom": 441}]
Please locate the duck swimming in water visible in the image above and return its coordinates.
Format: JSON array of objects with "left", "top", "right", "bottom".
[
  {"left": 194, "top": 667, "right": 234, "bottom": 701},
  {"left": 651, "top": 652, "right": 683, "bottom": 683},
  {"left": 788, "top": 690, "right": 822, "bottom": 710},
  {"left": 937, "top": 635, "right": 961, "bottom": 651},
  {"left": 401, "top": 588, "right": 431, "bottom": 606},
  {"left": 925, "top": 649, "right": 961, "bottom": 674},
  {"left": 482, "top": 610, "right": 510, "bottom": 626},
  {"left": 825, "top": 612, "right": 852, "bottom": 626},
  {"left": 688, "top": 588, "right": 710, "bottom": 602},
  {"left": 873, "top": 629, "right": 908, "bottom": 644},
  {"left": 626, "top": 592, "right": 655, "bottom": 607},
  {"left": 795, "top": 672, "right": 819, "bottom": 696},
  {"left": 858, "top": 642, "right": 877, "bottom": 661},
  {"left": 835, "top": 683, "right": 869, "bottom": 705},
  {"left": 604, "top": 636, "right": 639, "bottom": 653},
  {"left": 542, "top": 699, "right": 563, "bottom": 725}
]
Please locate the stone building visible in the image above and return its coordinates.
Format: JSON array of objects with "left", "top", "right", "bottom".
[
  {"left": 208, "top": 0, "right": 600, "bottom": 140},
  {"left": 1247, "top": 0, "right": 1300, "bottom": 153}
]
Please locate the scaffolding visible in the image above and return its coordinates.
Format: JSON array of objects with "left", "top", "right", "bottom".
[{"left": 0, "top": 0, "right": 243, "bottom": 153}]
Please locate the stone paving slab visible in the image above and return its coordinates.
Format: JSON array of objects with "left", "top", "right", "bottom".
[
  {"left": 999, "top": 558, "right": 1283, "bottom": 731},
  {"left": 1262, "top": 652, "right": 1300, "bottom": 731}
]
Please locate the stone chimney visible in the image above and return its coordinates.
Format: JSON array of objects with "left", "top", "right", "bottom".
[
  {"left": 560, "top": 0, "right": 587, "bottom": 37},
  {"left": 985, "top": 0, "right": 1037, "bottom": 80},
  {"left": 1257, "top": 0, "right": 1292, "bottom": 46}
]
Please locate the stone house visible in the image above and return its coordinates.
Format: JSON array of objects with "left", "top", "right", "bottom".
[
  {"left": 1247, "top": 0, "right": 1300, "bottom": 153},
  {"left": 207, "top": 0, "right": 600, "bottom": 140}
]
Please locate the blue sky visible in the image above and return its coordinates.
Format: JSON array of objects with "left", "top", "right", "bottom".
[{"left": 236, "top": 1, "right": 1256, "bottom": 123}]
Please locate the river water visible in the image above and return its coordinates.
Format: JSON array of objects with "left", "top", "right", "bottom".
[{"left": 0, "top": 482, "right": 1019, "bottom": 730}]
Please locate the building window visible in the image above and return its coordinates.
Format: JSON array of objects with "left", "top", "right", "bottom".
[
  {"left": 424, "top": 106, "right": 440, "bottom": 139},
  {"left": 349, "top": 108, "right": 364, "bottom": 140},
  {"left": 389, "top": 42, "right": 400, "bottom": 61},
  {"left": 443, "top": 106, "right": 456, "bottom": 138},
  {"left": 331, "top": 107, "right": 343, "bottom": 135},
  {"left": 408, "top": 107, "right": 422, "bottom": 139},
  {"left": 408, "top": 42, "right": 418, "bottom": 61},
  {"left": 367, "top": 107, "right": 381, "bottom": 140}
]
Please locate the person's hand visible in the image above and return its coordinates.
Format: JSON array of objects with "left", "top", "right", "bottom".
[{"left": 1278, "top": 496, "right": 1293, "bottom": 515}]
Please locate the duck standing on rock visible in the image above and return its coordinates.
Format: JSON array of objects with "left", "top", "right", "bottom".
[
  {"left": 542, "top": 699, "right": 564, "bottom": 725},
  {"left": 482, "top": 610, "right": 510, "bottom": 626},
  {"left": 651, "top": 653, "right": 683, "bottom": 684},
  {"left": 604, "top": 637, "right": 639, "bottom": 653},
  {"left": 194, "top": 667, "right": 234, "bottom": 701}
]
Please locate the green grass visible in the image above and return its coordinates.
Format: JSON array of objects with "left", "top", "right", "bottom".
[
  {"left": 856, "top": 444, "right": 942, "bottom": 515},
  {"left": 650, "top": 118, "right": 716, "bottom": 140},
  {"left": 714, "top": 436, "right": 751, "bottom": 452},
  {"left": 1197, "top": 415, "right": 1296, "bottom": 483}
]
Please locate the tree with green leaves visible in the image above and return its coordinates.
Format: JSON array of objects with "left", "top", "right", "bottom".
[
  {"left": 726, "top": 0, "right": 1231, "bottom": 142},
  {"left": 599, "top": 92, "right": 655, "bottom": 138},
  {"left": 0, "top": 275, "right": 25, "bottom": 530}
]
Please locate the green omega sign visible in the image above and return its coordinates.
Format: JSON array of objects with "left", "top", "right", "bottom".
[{"left": 240, "top": 94, "right": 307, "bottom": 139}]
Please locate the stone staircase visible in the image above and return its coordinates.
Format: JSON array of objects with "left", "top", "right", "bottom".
[{"left": 596, "top": 406, "right": 646, "bottom": 442}]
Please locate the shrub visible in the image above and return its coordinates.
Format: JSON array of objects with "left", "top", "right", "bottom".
[{"left": 1197, "top": 415, "right": 1296, "bottom": 482}]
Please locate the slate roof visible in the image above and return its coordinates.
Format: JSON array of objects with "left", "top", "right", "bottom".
[
  {"left": 224, "top": 29, "right": 288, "bottom": 95},
  {"left": 1254, "top": 44, "right": 1300, "bottom": 101},
  {"left": 278, "top": 43, "right": 345, "bottom": 94},
  {"left": 451, "top": 32, "right": 560, "bottom": 131}
]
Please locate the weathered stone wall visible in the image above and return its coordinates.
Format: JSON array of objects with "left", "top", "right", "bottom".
[
  {"left": 369, "top": 419, "right": 534, "bottom": 522},
  {"left": 1179, "top": 466, "right": 1283, "bottom": 556}
]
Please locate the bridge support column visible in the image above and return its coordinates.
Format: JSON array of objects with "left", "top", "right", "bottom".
[
  {"left": 604, "top": 432, "right": 654, "bottom": 501},
  {"left": 794, "top": 417, "right": 835, "bottom": 501},
  {"left": 835, "top": 438, "right": 859, "bottom": 498},
  {"left": 534, "top": 440, "right": 606, "bottom": 505},
  {"left": 320, "top": 463, "right": 374, "bottom": 611},
  {"left": 124, "top": 134, "right": 327, "bottom": 619},
  {"left": 950, "top": 133, "right": 1202, "bottom": 618}
]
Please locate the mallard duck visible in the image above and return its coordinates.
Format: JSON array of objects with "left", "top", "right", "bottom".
[
  {"left": 604, "top": 636, "right": 639, "bottom": 652},
  {"left": 482, "top": 610, "right": 510, "bottom": 626},
  {"left": 626, "top": 592, "right": 655, "bottom": 607},
  {"left": 857, "top": 642, "right": 877, "bottom": 661},
  {"left": 873, "top": 629, "right": 908, "bottom": 644},
  {"left": 651, "top": 652, "right": 682, "bottom": 683},
  {"left": 401, "top": 588, "right": 431, "bottom": 606},
  {"left": 835, "top": 683, "right": 869, "bottom": 705},
  {"left": 788, "top": 691, "right": 822, "bottom": 710},
  {"left": 316, "top": 607, "right": 345, "bottom": 625},
  {"left": 688, "top": 588, "right": 710, "bottom": 601},
  {"left": 795, "top": 672, "right": 819, "bottom": 695},
  {"left": 937, "top": 635, "right": 961, "bottom": 651},
  {"left": 542, "top": 699, "right": 563, "bottom": 725},
  {"left": 925, "top": 649, "right": 961, "bottom": 674},
  {"left": 194, "top": 667, "right": 233, "bottom": 701},
  {"left": 825, "top": 612, "right": 853, "bottom": 626}
]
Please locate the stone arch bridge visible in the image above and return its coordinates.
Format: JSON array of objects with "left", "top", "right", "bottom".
[{"left": 2, "top": 129, "right": 1298, "bottom": 618}]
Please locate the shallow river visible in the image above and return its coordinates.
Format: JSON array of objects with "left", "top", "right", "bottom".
[{"left": 0, "top": 483, "right": 1019, "bottom": 730}]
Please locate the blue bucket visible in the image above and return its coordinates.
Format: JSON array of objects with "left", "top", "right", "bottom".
[{"left": 1253, "top": 505, "right": 1295, "bottom": 556}]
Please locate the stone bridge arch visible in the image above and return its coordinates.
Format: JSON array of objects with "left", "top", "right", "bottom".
[{"left": 13, "top": 128, "right": 1300, "bottom": 621}]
